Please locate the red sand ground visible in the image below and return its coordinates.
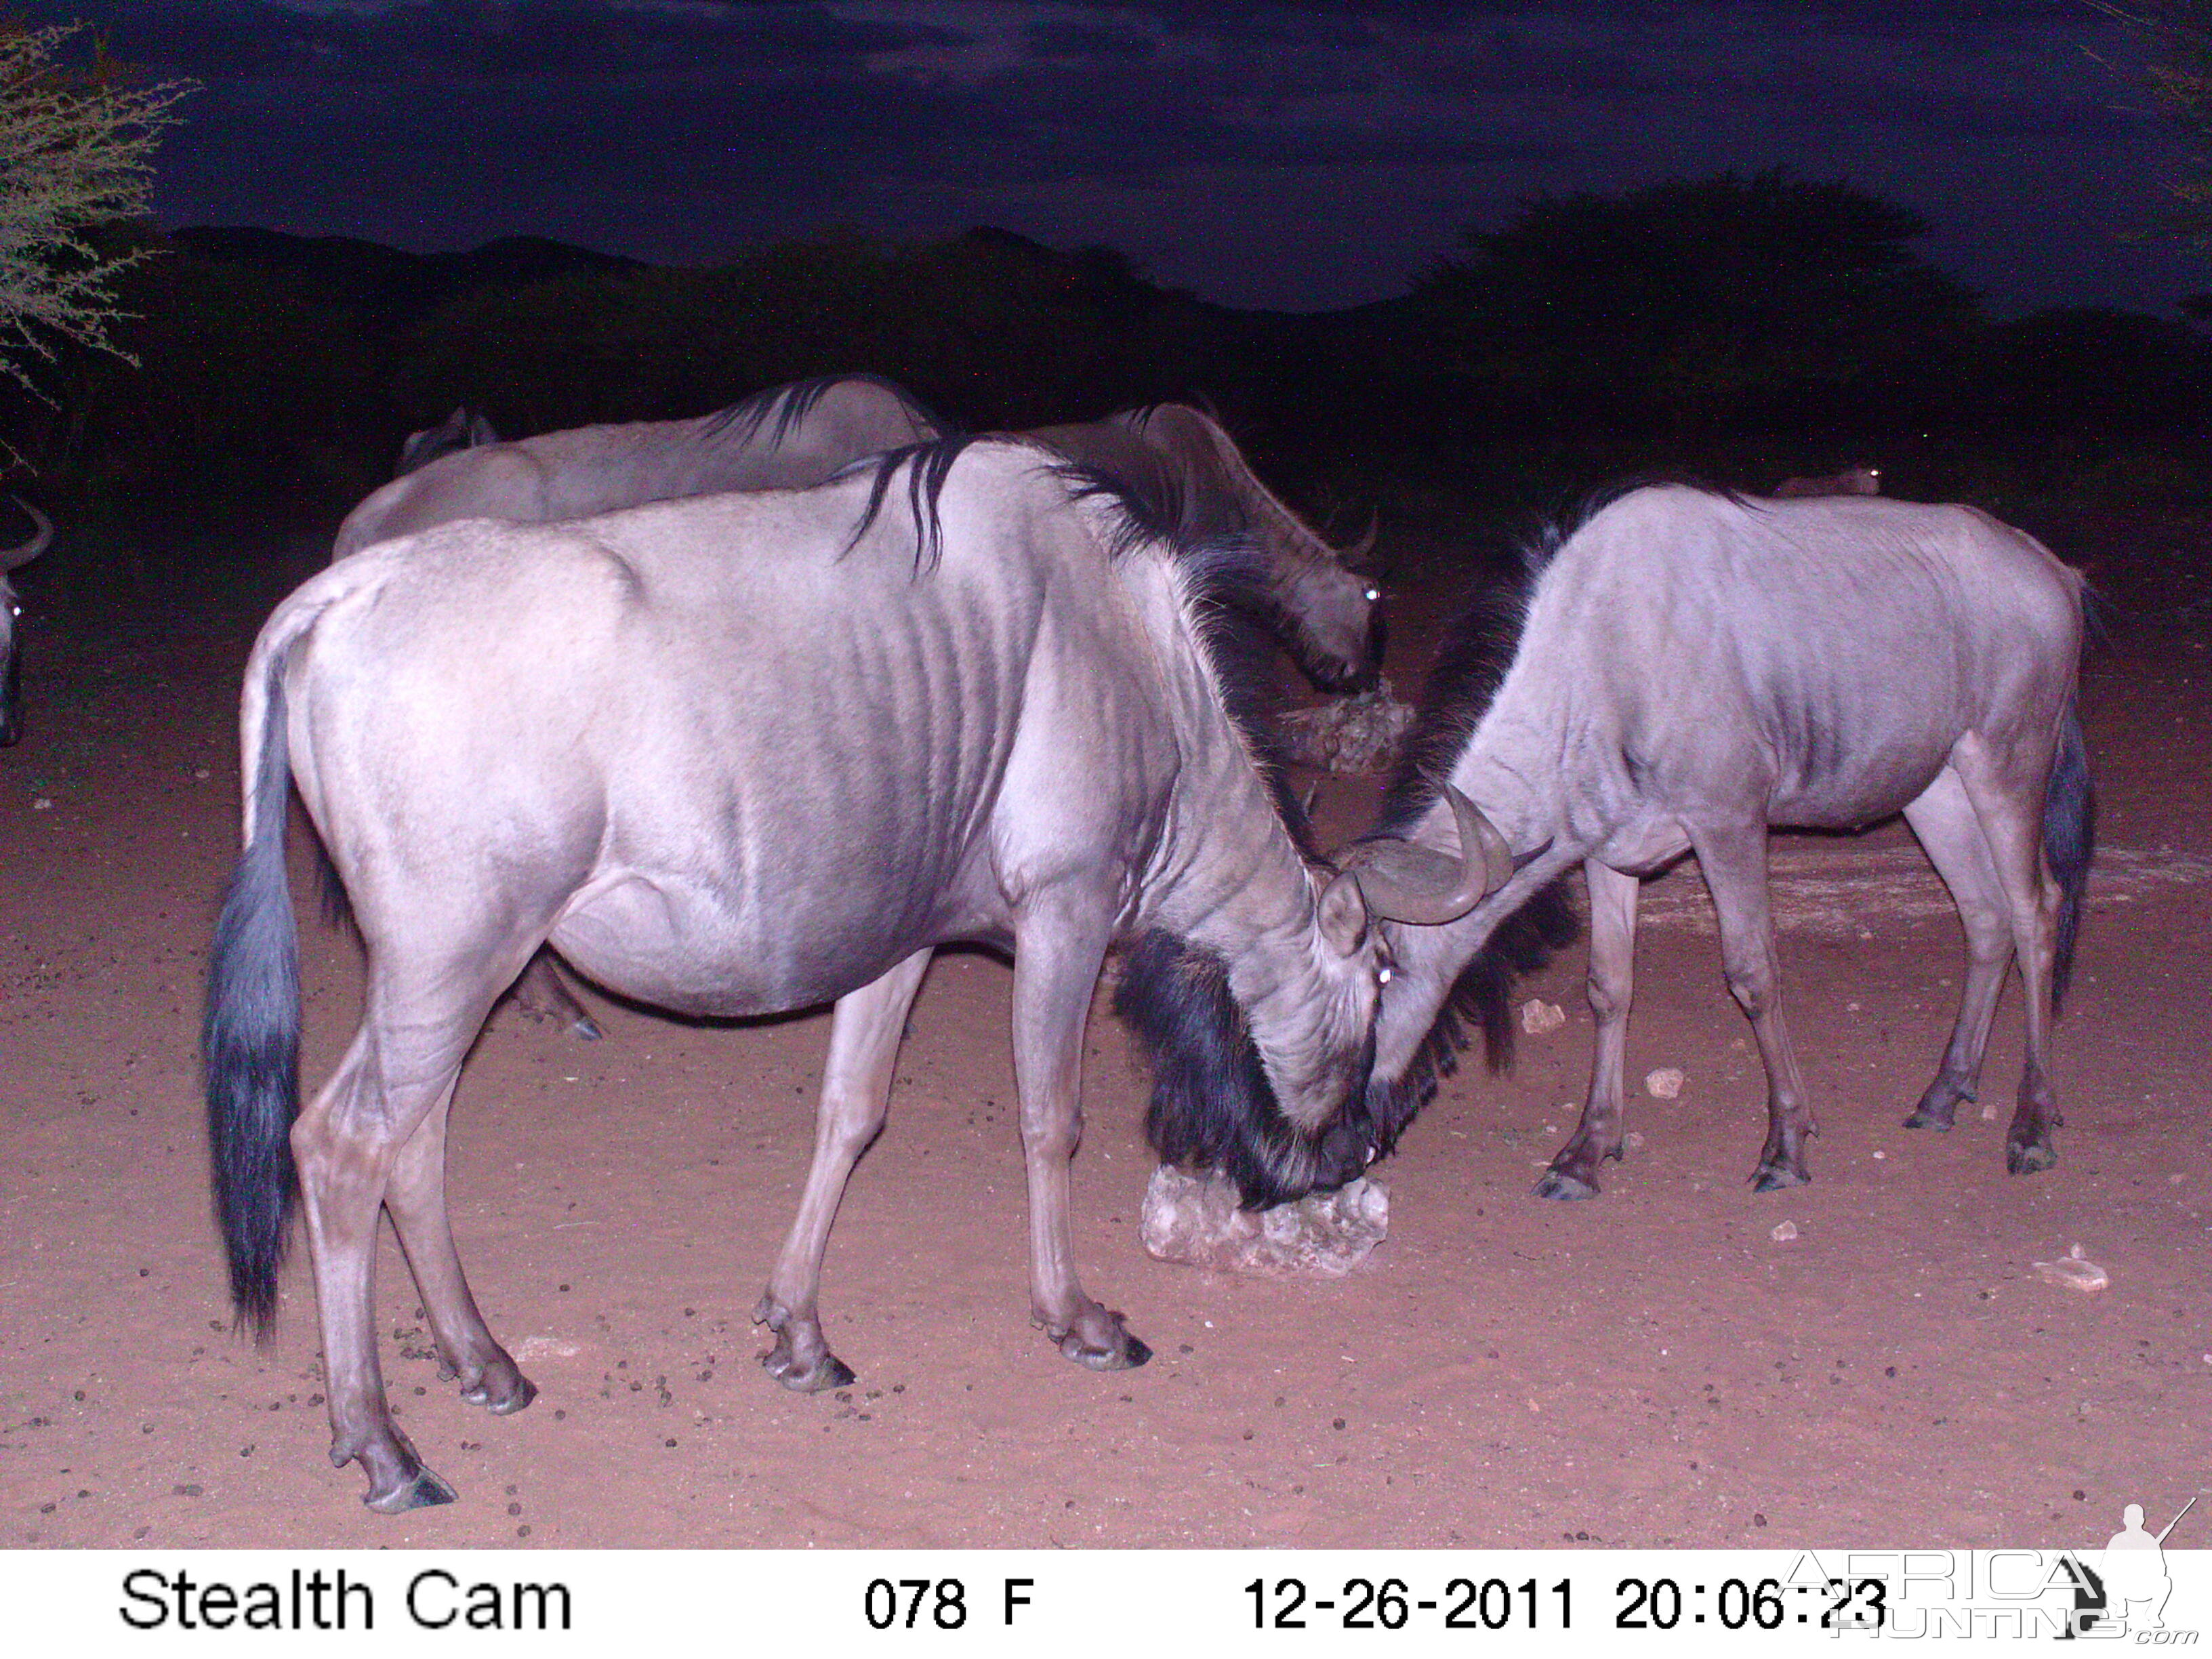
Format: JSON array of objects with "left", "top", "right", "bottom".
[{"left": 3, "top": 503, "right": 2205, "bottom": 1550}]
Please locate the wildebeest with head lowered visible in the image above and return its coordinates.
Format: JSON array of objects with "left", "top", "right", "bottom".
[
  {"left": 1029, "top": 403, "right": 1386, "bottom": 693},
  {"left": 205, "top": 437, "right": 1501, "bottom": 1512},
  {"left": 1363, "top": 484, "right": 2091, "bottom": 1197}
]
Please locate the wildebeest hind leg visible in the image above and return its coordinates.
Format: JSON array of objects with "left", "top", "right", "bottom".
[
  {"left": 1012, "top": 896, "right": 1149, "bottom": 1370},
  {"left": 508, "top": 949, "right": 602, "bottom": 1040},
  {"left": 1901, "top": 769, "right": 2014, "bottom": 1132},
  {"left": 1539, "top": 859, "right": 1639, "bottom": 1200},
  {"left": 1952, "top": 744, "right": 2065, "bottom": 1174},
  {"left": 1690, "top": 824, "right": 1816, "bottom": 1191},
  {"left": 293, "top": 996, "right": 489, "bottom": 1513},
  {"left": 755, "top": 949, "right": 933, "bottom": 1393},
  {"left": 385, "top": 1092, "right": 536, "bottom": 1416}
]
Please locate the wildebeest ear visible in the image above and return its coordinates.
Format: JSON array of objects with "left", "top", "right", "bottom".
[
  {"left": 466, "top": 410, "right": 499, "bottom": 447},
  {"left": 1315, "top": 868, "right": 1370, "bottom": 957}
]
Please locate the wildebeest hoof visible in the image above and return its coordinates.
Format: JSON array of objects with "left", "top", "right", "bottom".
[
  {"left": 1902, "top": 1104, "right": 1957, "bottom": 1131},
  {"left": 1057, "top": 1318, "right": 1151, "bottom": 1372},
  {"left": 1750, "top": 1162, "right": 1810, "bottom": 1193},
  {"left": 2006, "top": 1140, "right": 2058, "bottom": 1176},
  {"left": 1534, "top": 1168, "right": 1601, "bottom": 1201},
  {"left": 365, "top": 1467, "right": 459, "bottom": 1514},
  {"left": 462, "top": 1370, "right": 537, "bottom": 1416},
  {"left": 763, "top": 1344, "right": 856, "bottom": 1392}
]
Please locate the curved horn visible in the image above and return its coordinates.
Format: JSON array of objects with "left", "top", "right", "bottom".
[
  {"left": 1340, "top": 784, "right": 1510, "bottom": 926},
  {"left": 0, "top": 497, "right": 51, "bottom": 573},
  {"left": 1337, "top": 509, "right": 1378, "bottom": 567}
]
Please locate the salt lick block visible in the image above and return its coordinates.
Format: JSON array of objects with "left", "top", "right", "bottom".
[{"left": 1139, "top": 1164, "right": 1389, "bottom": 1277}]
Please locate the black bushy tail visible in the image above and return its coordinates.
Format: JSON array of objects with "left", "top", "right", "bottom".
[
  {"left": 2043, "top": 703, "right": 2095, "bottom": 1012},
  {"left": 202, "top": 657, "right": 302, "bottom": 1340}
]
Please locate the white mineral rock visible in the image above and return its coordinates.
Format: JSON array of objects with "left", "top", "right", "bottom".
[
  {"left": 1644, "top": 1067, "right": 1685, "bottom": 1099},
  {"left": 1520, "top": 998, "right": 1566, "bottom": 1035},
  {"left": 1771, "top": 1221, "right": 1800, "bottom": 1242},
  {"left": 1277, "top": 678, "right": 1417, "bottom": 775},
  {"left": 2031, "top": 1244, "right": 2109, "bottom": 1294},
  {"left": 1139, "top": 1164, "right": 1388, "bottom": 1277}
]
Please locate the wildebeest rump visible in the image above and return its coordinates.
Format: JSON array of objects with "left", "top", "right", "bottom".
[
  {"left": 205, "top": 438, "right": 1500, "bottom": 1513},
  {"left": 1364, "top": 484, "right": 2091, "bottom": 1195}
]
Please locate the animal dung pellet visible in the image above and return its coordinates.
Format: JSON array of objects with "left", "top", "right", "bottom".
[
  {"left": 1770, "top": 1221, "right": 1799, "bottom": 1242},
  {"left": 1276, "top": 678, "right": 1417, "bottom": 775},
  {"left": 1139, "top": 1164, "right": 1388, "bottom": 1277},
  {"left": 2032, "top": 1244, "right": 2110, "bottom": 1294},
  {"left": 1643, "top": 1067, "right": 1685, "bottom": 1099},
  {"left": 1520, "top": 998, "right": 1566, "bottom": 1035}
]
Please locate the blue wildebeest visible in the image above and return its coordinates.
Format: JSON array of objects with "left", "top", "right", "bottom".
[
  {"left": 394, "top": 407, "right": 497, "bottom": 476},
  {"left": 1031, "top": 403, "right": 1386, "bottom": 693},
  {"left": 1361, "top": 483, "right": 2092, "bottom": 1197},
  {"left": 331, "top": 373, "right": 949, "bottom": 558},
  {"left": 1, "top": 498, "right": 54, "bottom": 748},
  {"left": 205, "top": 437, "right": 1503, "bottom": 1511},
  {"left": 337, "top": 382, "right": 1391, "bottom": 1040}
]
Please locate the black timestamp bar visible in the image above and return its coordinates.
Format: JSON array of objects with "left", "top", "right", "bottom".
[{"left": 1248, "top": 1575, "right": 1571, "bottom": 1631}]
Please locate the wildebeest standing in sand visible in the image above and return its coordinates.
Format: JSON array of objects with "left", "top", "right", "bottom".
[
  {"left": 205, "top": 438, "right": 1504, "bottom": 1511},
  {"left": 1360, "top": 484, "right": 2091, "bottom": 1196},
  {"left": 0, "top": 498, "right": 54, "bottom": 748}
]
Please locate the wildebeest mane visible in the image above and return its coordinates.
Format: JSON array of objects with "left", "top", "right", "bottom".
[
  {"left": 1364, "top": 527, "right": 1578, "bottom": 1151},
  {"left": 1059, "top": 462, "right": 1317, "bottom": 853},
  {"left": 840, "top": 434, "right": 985, "bottom": 573},
  {"left": 705, "top": 371, "right": 955, "bottom": 447},
  {"left": 1115, "top": 930, "right": 1358, "bottom": 1208}
]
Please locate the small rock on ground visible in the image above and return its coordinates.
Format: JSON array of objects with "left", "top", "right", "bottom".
[{"left": 1644, "top": 1067, "right": 1685, "bottom": 1099}]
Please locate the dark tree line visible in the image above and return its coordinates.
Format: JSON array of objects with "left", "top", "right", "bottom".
[{"left": 7, "top": 171, "right": 2210, "bottom": 517}]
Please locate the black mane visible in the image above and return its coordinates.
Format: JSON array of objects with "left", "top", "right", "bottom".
[
  {"left": 1364, "top": 519, "right": 1581, "bottom": 1152},
  {"left": 1113, "top": 931, "right": 1364, "bottom": 1208},
  {"left": 704, "top": 371, "right": 956, "bottom": 447}
]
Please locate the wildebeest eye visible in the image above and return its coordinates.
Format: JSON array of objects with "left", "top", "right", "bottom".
[
  {"left": 1364, "top": 587, "right": 1380, "bottom": 602},
  {"left": 1376, "top": 965, "right": 1393, "bottom": 985}
]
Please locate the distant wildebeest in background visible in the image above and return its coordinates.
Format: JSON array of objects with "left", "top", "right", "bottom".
[
  {"left": 394, "top": 407, "right": 497, "bottom": 476},
  {"left": 206, "top": 437, "right": 1501, "bottom": 1512},
  {"left": 1361, "top": 484, "right": 2091, "bottom": 1197},
  {"left": 334, "top": 373, "right": 947, "bottom": 558},
  {"left": 1, "top": 497, "right": 54, "bottom": 748},
  {"left": 339, "top": 379, "right": 1391, "bottom": 1041},
  {"left": 1775, "top": 464, "right": 1881, "bottom": 497},
  {"left": 1030, "top": 403, "right": 1387, "bottom": 693}
]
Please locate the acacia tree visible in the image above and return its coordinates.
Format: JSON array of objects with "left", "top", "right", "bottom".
[{"left": 0, "top": 21, "right": 188, "bottom": 397}]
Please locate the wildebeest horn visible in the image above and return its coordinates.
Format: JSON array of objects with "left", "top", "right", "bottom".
[
  {"left": 1340, "top": 784, "right": 1510, "bottom": 925},
  {"left": 1338, "top": 510, "right": 1378, "bottom": 567},
  {"left": 1, "top": 497, "right": 52, "bottom": 573}
]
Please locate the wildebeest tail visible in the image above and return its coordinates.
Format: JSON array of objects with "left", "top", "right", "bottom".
[
  {"left": 203, "top": 642, "right": 303, "bottom": 1340},
  {"left": 2043, "top": 701, "right": 2094, "bottom": 1012}
]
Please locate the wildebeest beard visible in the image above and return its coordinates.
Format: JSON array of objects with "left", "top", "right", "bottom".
[{"left": 1115, "top": 929, "right": 1374, "bottom": 1208}]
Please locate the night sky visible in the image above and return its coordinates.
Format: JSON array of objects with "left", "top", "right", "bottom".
[{"left": 24, "top": 0, "right": 2205, "bottom": 318}]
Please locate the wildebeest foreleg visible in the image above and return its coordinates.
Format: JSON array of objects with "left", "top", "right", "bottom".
[
  {"left": 754, "top": 949, "right": 933, "bottom": 1392},
  {"left": 293, "top": 1015, "right": 480, "bottom": 1513},
  {"left": 384, "top": 1093, "right": 537, "bottom": 1417},
  {"left": 1952, "top": 748, "right": 2065, "bottom": 1173},
  {"left": 1691, "top": 825, "right": 1817, "bottom": 1191},
  {"left": 1538, "top": 859, "right": 1640, "bottom": 1200},
  {"left": 1012, "top": 899, "right": 1150, "bottom": 1370},
  {"left": 1901, "top": 769, "right": 2014, "bottom": 1132},
  {"left": 508, "top": 949, "right": 603, "bottom": 1040}
]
